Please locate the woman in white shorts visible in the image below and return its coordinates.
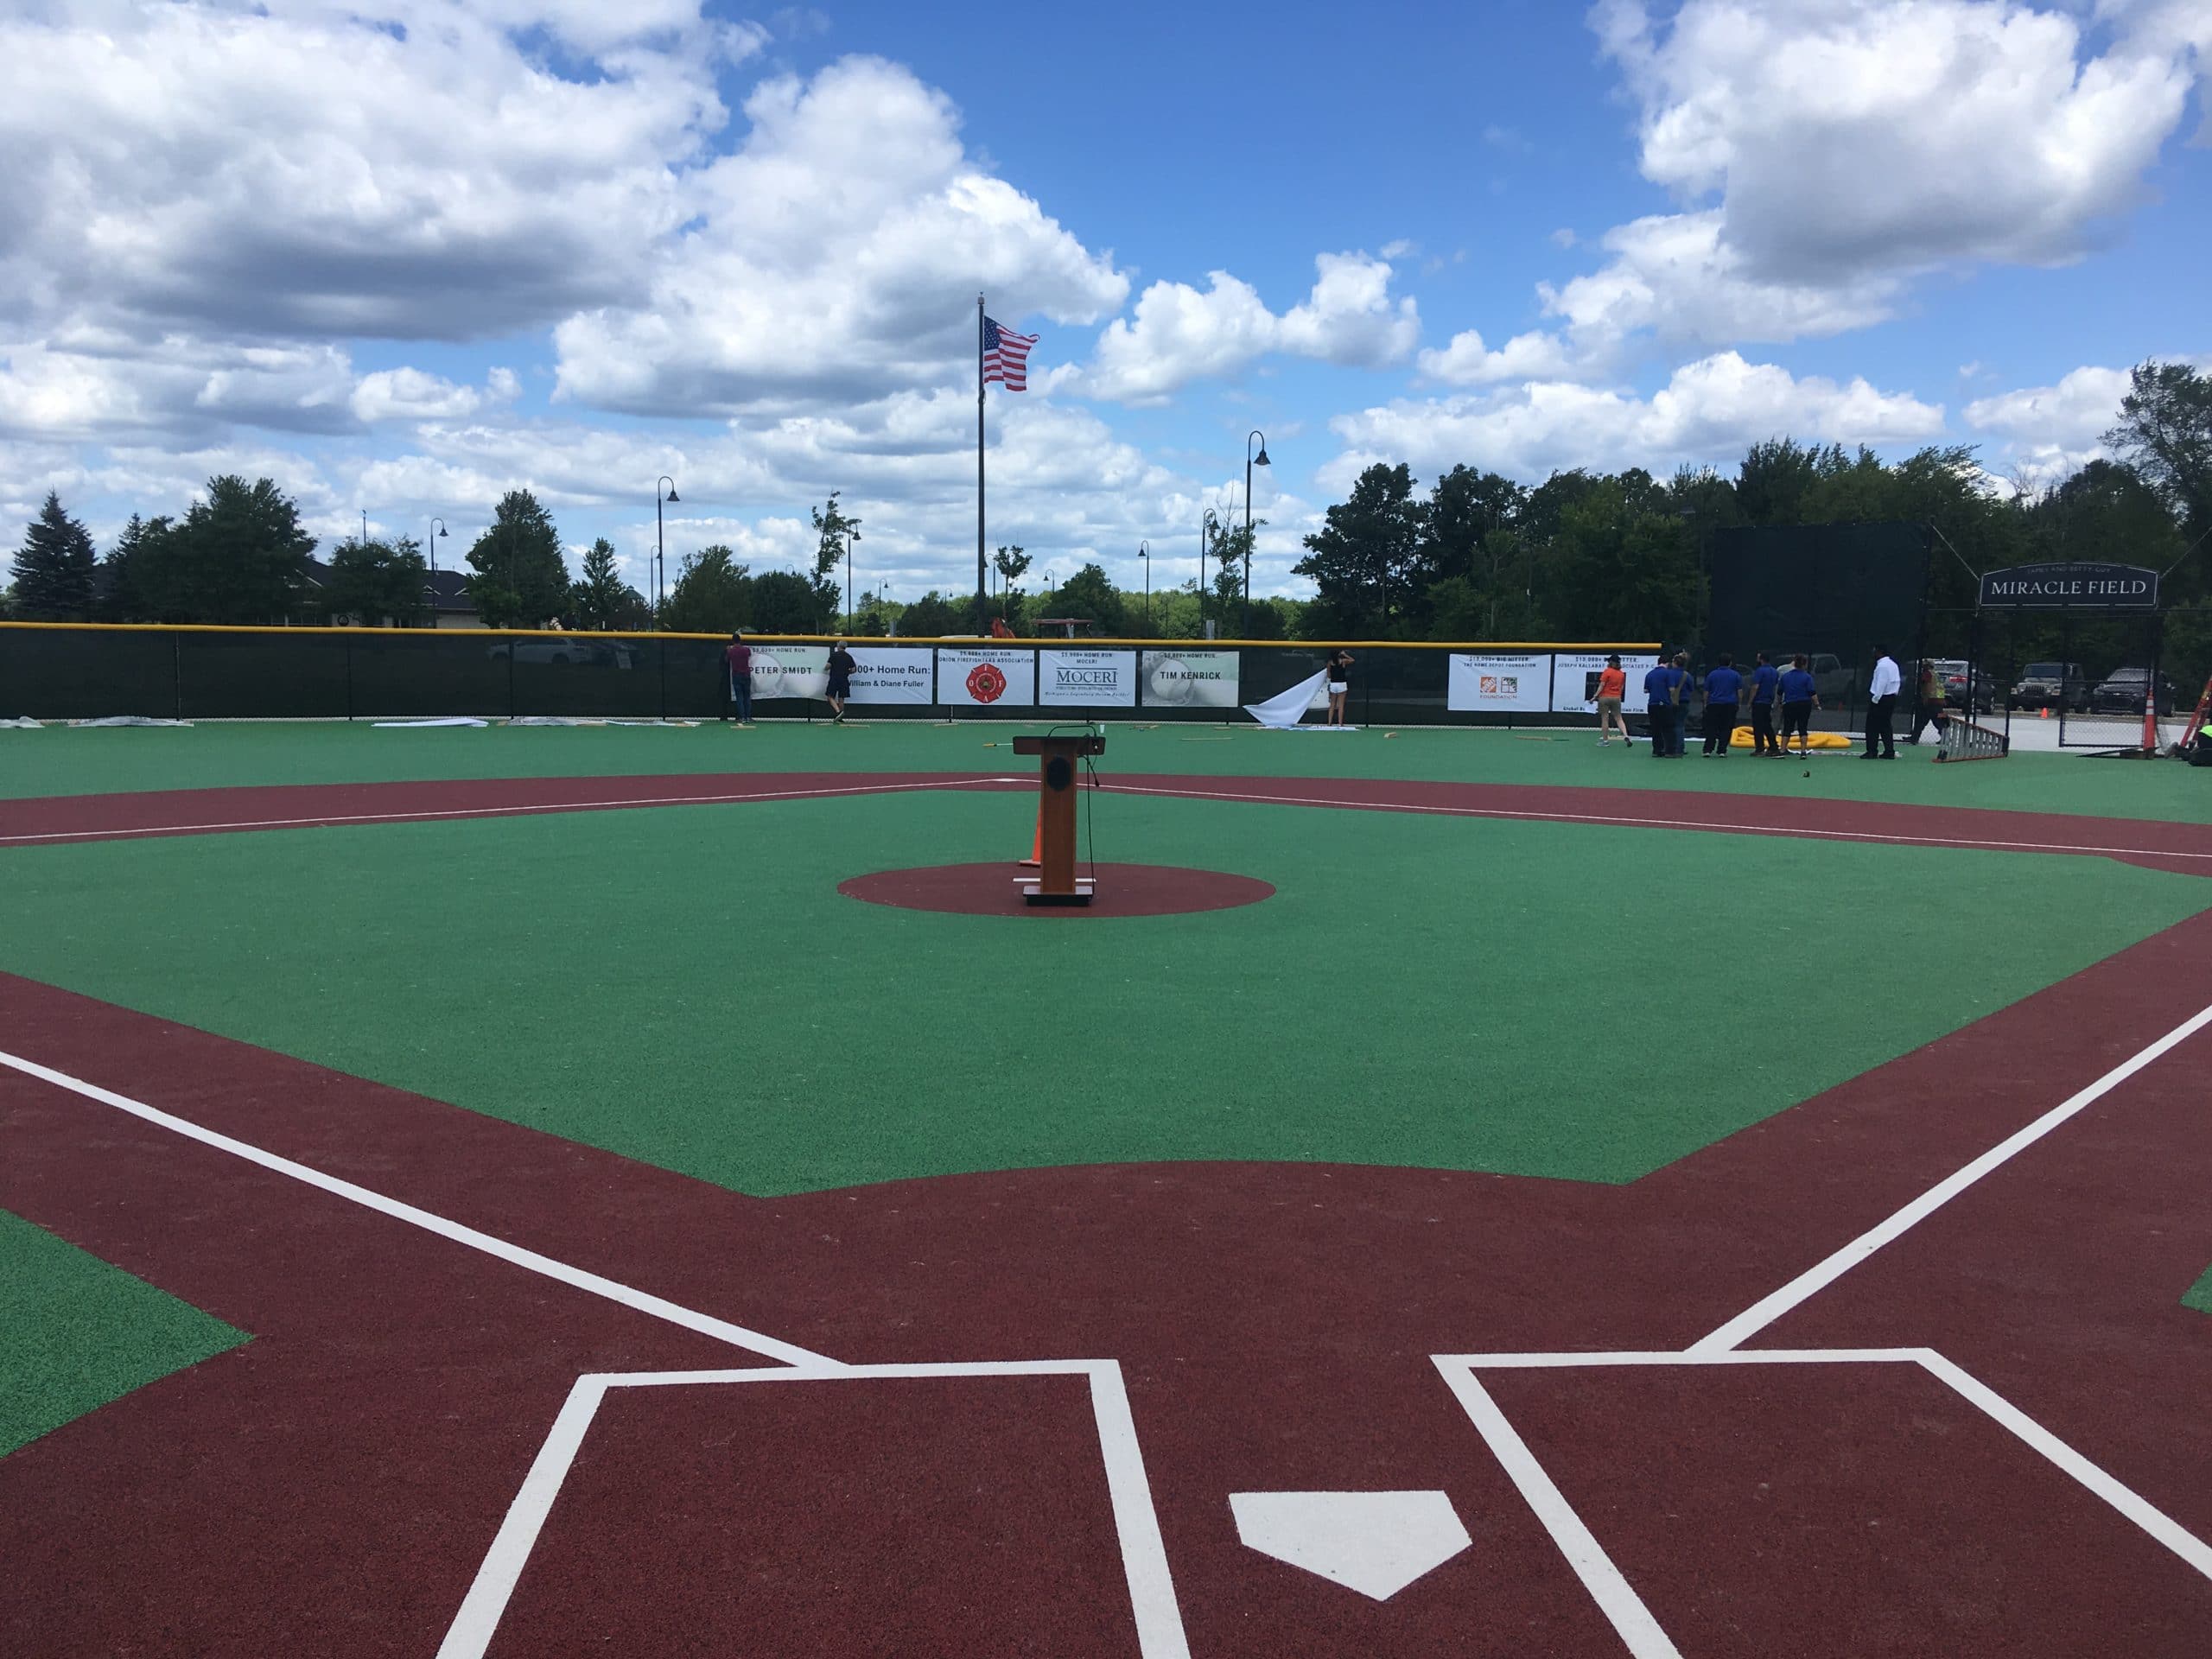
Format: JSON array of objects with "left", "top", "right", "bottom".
[{"left": 1325, "top": 648, "right": 1354, "bottom": 727}]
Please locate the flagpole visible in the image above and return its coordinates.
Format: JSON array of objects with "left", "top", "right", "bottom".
[{"left": 976, "top": 293, "right": 987, "bottom": 633}]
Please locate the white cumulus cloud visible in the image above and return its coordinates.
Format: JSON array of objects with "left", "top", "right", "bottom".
[{"left": 1081, "top": 253, "right": 1420, "bottom": 404}]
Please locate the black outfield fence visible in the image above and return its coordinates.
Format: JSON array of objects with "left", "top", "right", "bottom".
[{"left": 0, "top": 624, "right": 1662, "bottom": 728}]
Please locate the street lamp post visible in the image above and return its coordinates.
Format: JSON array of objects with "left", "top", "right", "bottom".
[
  {"left": 1199, "top": 509, "right": 1220, "bottom": 639},
  {"left": 429, "top": 517, "right": 448, "bottom": 575},
  {"left": 360, "top": 509, "right": 369, "bottom": 551},
  {"left": 1138, "top": 541, "right": 1150, "bottom": 632},
  {"left": 846, "top": 524, "right": 861, "bottom": 632},
  {"left": 1243, "top": 430, "right": 1269, "bottom": 636},
  {"left": 656, "top": 477, "right": 679, "bottom": 621}
]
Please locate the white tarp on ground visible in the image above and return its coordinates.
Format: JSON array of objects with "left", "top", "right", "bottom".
[
  {"left": 1552, "top": 652, "right": 1658, "bottom": 713},
  {"left": 67, "top": 715, "right": 194, "bottom": 727},
  {"left": 1039, "top": 649, "right": 1135, "bottom": 707},
  {"left": 1141, "top": 650, "right": 1241, "bottom": 708},
  {"left": 1447, "top": 653, "right": 1551, "bottom": 713},
  {"left": 372, "top": 716, "right": 486, "bottom": 728},
  {"left": 1244, "top": 668, "right": 1333, "bottom": 728},
  {"left": 849, "top": 646, "right": 935, "bottom": 703},
  {"left": 1, "top": 716, "right": 42, "bottom": 728},
  {"left": 938, "top": 646, "right": 1035, "bottom": 708}
]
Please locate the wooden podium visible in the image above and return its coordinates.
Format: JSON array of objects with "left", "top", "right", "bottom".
[{"left": 1012, "top": 733, "right": 1104, "bottom": 905}]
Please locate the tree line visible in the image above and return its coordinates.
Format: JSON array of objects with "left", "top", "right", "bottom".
[{"left": 11, "top": 362, "right": 2208, "bottom": 644}]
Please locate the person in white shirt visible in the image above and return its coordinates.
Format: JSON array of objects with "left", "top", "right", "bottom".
[{"left": 1864, "top": 648, "right": 1901, "bottom": 759}]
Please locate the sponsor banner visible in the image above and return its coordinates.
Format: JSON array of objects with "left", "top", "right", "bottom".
[
  {"left": 937, "top": 646, "right": 1035, "bottom": 709},
  {"left": 748, "top": 645, "right": 827, "bottom": 702},
  {"left": 1447, "top": 652, "right": 1551, "bottom": 713},
  {"left": 1140, "top": 650, "right": 1242, "bottom": 709},
  {"left": 1039, "top": 649, "right": 1136, "bottom": 707},
  {"left": 848, "top": 646, "right": 935, "bottom": 704},
  {"left": 1551, "top": 652, "right": 1658, "bottom": 713}
]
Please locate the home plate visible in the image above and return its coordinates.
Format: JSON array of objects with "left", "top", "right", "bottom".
[{"left": 1230, "top": 1491, "right": 1471, "bottom": 1600}]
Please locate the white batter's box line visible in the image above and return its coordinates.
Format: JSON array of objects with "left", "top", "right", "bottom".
[
  {"left": 1430, "top": 1348, "right": 2212, "bottom": 1659},
  {"left": 437, "top": 1357, "right": 1192, "bottom": 1659}
]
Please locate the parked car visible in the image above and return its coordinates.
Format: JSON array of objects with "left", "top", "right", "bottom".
[
  {"left": 2010, "top": 661, "right": 2088, "bottom": 711},
  {"left": 2087, "top": 668, "right": 2178, "bottom": 715},
  {"left": 1917, "top": 658, "right": 1996, "bottom": 715},
  {"left": 1764, "top": 651, "right": 1857, "bottom": 704},
  {"left": 487, "top": 639, "right": 637, "bottom": 669}
]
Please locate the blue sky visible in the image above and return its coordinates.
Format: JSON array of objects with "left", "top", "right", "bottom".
[{"left": 3, "top": 0, "right": 2207, "bottom": 603}]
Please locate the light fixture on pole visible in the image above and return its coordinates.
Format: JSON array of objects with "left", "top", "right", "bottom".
[
  {"left": 360, "top": 508, "right": 369, "bottom": 550},
  {"left": 429, "top": 517, "right": 448, "bottom": 576},
  {"left": 656, "top": 477, "right": 678, "bottom": 620},
  {"left": 1243, "top": 430, "right": 1269, "bottom": 637},
  {"left": 1138, "top": 540, "right": 1150, "bottom": 631}
]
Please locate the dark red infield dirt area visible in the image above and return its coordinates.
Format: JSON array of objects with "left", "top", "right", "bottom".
[
  {"left": 3, "top": 900, "right": 2211, "bottom": 1655},
  {"left": 4, "top": 773, "right": 2212, "bottom": 1655}
]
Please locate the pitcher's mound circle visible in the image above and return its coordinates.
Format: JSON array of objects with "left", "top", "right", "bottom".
[{"left": 838, "top": 862, "right": 1274, "bottom": 918}]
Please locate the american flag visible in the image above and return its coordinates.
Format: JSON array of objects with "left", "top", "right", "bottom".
[{"left": 982, "top": 316, "right": 1038, "bottom": 391}]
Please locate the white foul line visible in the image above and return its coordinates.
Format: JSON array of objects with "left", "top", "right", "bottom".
[
  {"left": 0, "top": 1048, "right": 842, "bottom": 1370},
  {"left": 1433, "top": 1345, "right": 2212, "bottom": 1657},
  {"left": 436, "top": 1362, "right": 1191, "bottom": 1659},
  {"left": 1690, "top": 997, "right": 2212, "bottom": 1355},
  {"left": 0, "top": 776, "right": 1022, "bottom": 846},
  {"left": 1105, "top": 780, "right": 2212, "bottom": 864}
]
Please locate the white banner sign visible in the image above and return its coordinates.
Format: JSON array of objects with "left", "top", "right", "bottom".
[
  {"left": 1447, "top": 652, "right": 1551, "bottom": 712},
  {"left": 748, "top": 645, "right": 827, "bottom": 702},
  {"left": 936, "top": 646, "right": 1035, "bottom": 709},
  {"left": 848, "top": 646, "right": 935, "bottom": 704},
  {"left": 1039, "top": 649, "right": 1135, "bottom": 707},
  {"left": 1140, "top": 650, "right": 1242, "bottom": 709},
  {"left": 1551, "top": 652, "right": 1658, "bottom": 713}
]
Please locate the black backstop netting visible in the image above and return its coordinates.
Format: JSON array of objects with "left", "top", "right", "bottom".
[{"left": 1706, "top": 522, "right": 1933, "bottom": 729}]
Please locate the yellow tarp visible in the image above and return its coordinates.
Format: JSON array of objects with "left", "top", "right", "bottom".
[{"left": 1729, "top": 726, "right": 1853, "bottom": 750}]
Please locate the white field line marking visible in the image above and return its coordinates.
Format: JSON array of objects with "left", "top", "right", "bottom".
[
  {"left": 435, "top": 1375, "right": 610, "bottom": 1659},
  {"left": 1435, "top": 1350, "right": 2212, "bottom": 1595},
  {"left": 1691, "top": 998, "right": 2212, "bottom": 1356},
  {"left": 0, "top": 1050, "right": 842, "bottom": 1370},
  {"left": 1107, "top": 781, "right": 2212, "bottom": 863},
  {"left": 1431, "top": 1357, "right": 1682, "bottom": 1659},
  {"left": 438, "top": 1361, "right": 1191, "bottom": 1659},
  {"left": 1916, "top": 1351, "right": 2212, "bottom": 1582},
  {"left": 0, "top": 776, "right": 1021, "bottom": 845}
]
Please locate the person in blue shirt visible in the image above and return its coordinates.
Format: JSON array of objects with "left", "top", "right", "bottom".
[
  {"left": 1778, "top": 653, "right": 1821, "bottom": 756},
  {"left": 1701, "top": 652, "right": 1744, "bottom": 756},
  {"left": 1643, "top": 653, "right": 1680, "bottom": 757},
  {"left": 1746, "top": 652, "right": 1782, "bottom": 756}
]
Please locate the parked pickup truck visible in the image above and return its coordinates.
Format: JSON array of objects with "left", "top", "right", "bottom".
[{"left": 2010, "top": 662, "right": 2088, "bottom": 711}]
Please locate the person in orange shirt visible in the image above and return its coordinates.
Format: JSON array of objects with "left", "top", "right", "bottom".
[{"left": 1594, "top": 653, "right": 1633, "bottom": 747}]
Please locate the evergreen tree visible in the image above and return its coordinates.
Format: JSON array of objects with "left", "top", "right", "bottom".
[
  {"left": 10, "top": 492, "right": 97, "bottom": 620},
  {"left": 93, "top": 514, "right": 159, "bottom": 621},
  {"left": 323, "top": 537, "right": 429, "bottom": 626},
  {"left": 465, "top": 490, "right": 569, "bottom": 628},
  {"left": 130, "top": 476, "right": 313, "bottom": 623},
  {"left": 571, "top": 537, "right": 633, "bottom": 630},
  {"left": 660, "top": 545, "right": 752, "bottom": 634}
]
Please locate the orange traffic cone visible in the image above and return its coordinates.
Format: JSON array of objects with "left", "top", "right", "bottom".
[
  {"left": 2038, "top": 706, "right": 2050, "bottom": 719},
  {"left": 2141, "top": 684, "right": 2160, "bottom": 752},
  {"left": 1019, "top": 804, "right": 1041, "bottom": 868}
]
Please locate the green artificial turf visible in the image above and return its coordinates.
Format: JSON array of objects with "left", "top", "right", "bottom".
[
  {"left": 2185, "top": 1264, "right": 2212, "bottom": 1317},
  {"left": 0, "top": 1207, "right": 248, "bottom": 1458},
  {"left": 6, "top": 718, "right": 2212, "bottom": 823},
  {"left": 3, "top": 790, "right": 2203, "bottom": 1194}
]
